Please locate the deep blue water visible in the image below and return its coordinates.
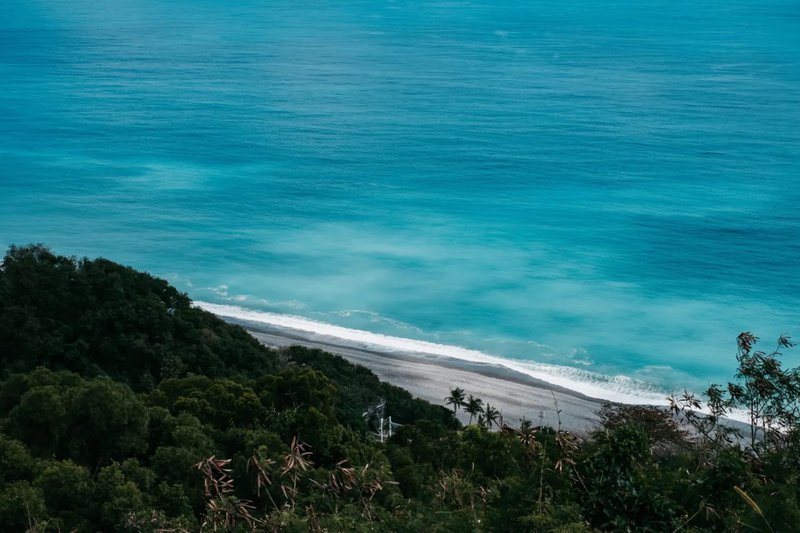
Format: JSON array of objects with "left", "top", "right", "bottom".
[{"left": 2, "top": 0, "right": 799, "bottom": 398}]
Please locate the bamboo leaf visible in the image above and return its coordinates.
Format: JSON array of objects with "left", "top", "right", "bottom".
[{"left": 734, "top": 486, "right": 763, "bottom": 517}]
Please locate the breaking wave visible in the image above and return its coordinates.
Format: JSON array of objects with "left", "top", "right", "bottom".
[{"left": 197, "top": 301, "right": 670, "bottom": 405}]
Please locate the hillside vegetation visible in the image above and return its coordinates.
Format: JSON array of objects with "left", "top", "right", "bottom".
[{"left": 1, "top": 245, "right": 798, "bottom": 532}]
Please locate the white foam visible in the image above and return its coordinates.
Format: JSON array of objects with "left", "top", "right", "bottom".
[
  {"left": 197, "top": 301, "right": 670, "bottom": 405},
  {"left": 199, "top": 301, "right": 759, "bottom": 424}
]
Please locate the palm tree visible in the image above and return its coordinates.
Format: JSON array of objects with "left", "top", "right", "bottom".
[
  {"left": 444, "top": 386, "right": 466, "bottom": 414},
  {"left": 517, "top": 417, "right": 536, "bottom": 448},
  {"left": 484, "top": 403, "right": 500, "bottom": 429},
  {"left": 465, "top": 395, "right": 484, "bottom": 425}
]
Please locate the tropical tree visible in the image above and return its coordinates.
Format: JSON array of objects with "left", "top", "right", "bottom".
[
  {"left": 728, "top": 332, "right": 798, "bottom": 452},
  {"left": 516, "top": 417, "right": 537, "bottom": 449},
  {"left": 465, "top": 395, "right": 484, "bottom": 425},
  {"left": 445, "top": 387, "right": 466, "bottom": 414},
  {"left": 668, "top": 332, "right": 799, "bottom": 454},
  {"left": 484, "top": 404, "right": 500, "bottom": 429}
]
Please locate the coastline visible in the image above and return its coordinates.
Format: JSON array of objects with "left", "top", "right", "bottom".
[
  {"left": 197, "top": 301, "right": 669, "bottom": 403},
  {"left": 221, "top": 316, "right": 606, "bottom": 433},
  {"left": 208, "top": 305, "right": 753, "bottom": 435}
]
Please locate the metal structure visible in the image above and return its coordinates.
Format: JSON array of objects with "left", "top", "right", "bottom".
[{"left": 362, "top": 397, "right": 402, "bottom": 443}]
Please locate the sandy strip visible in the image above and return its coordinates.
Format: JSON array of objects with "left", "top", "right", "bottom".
[{"left": 232, "top": 319, "right": 604, "bottom": 434}]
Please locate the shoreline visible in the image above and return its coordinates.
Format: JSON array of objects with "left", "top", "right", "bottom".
[
  {"left": 218, "top": 311, "right": 751, "bottom": 436},
  {"left": 197, "top": 301, "right": 669, "bottom": 405},
  {"left": 222, "top": 316, "right": 607, "bottom": 433}
]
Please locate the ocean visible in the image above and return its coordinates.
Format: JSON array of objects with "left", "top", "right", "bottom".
[{"left": 2, "top": 0, "right": 798, "bottom": 402}]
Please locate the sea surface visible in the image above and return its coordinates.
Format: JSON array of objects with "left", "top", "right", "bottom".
[{"left": 2, "top": 0, "right": 799, "bottom": 402}]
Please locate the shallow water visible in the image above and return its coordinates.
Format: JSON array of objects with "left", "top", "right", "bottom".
[{"left": 2, "top": 0, "right": 798, "bottom": 400}]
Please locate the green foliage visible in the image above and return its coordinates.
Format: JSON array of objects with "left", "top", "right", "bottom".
[
  {"left": 94, "top": 462, "right": 151, "bottom": 530},
  {"left": 465, "top": 394, "right": 484, "bottom": 425},
  {"left": 284, "top": 346, "right": 458, "bottom": 430},
  {"left": 0, "top": 244, "right": 279, "bottom": 388},
  {"left": 598, "top": 403, "right": 688, "bottom": 453},
  {"left": 729, "top": 333, "right": 799, "bottom": 452},
  {"left": 2, "top": 370, "right": 148, "bottom": 467},
  {"left": 34, "top": 459, "right": 94, "bottom": 530},
  {"left": 0, "top": 435, "right": 34, "bottom": 484},
  {"left": 157, "top": 376, "right": 267, "bottom": 429},
  {"left": 5, "top": 384, "right": 67, "bottom": 456},
  {"left": 445, "top": 386, "right": 466, "bottom": 414},
  {"left": 66, "top": 378, "right": 149, "bottom": 465},
  {"left": 259, "top": 365, "right": 336, "bottom": 416},
  {"left": 0, "top": 480, "right": 47, "bottom": 531},
  {"left": 581, "top": 424, "right": 678, "bottom": 531}
]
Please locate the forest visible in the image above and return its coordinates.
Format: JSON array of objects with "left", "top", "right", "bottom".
[{"left": 1, "top": 244, "right": 798, "bottom": 532}]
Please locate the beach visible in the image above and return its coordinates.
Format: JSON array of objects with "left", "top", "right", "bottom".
[
  {"left": 227, "top": 318, "right": 605, "bottom": 433},
  {"left": 238, "top": 319, "right": 755, "bottom": 441}
]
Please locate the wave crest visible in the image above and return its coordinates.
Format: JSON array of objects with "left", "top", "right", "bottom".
[{"left": 196, "top": 301, "right": 669, "bottom": 405}]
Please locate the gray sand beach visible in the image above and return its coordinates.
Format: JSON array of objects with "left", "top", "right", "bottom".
[{"left": 226, "top": 318, "right": 605, "bottom": 433}]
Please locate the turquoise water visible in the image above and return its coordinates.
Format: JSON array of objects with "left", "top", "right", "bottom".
[{"left": 2, "top": 0, "right": 798, "bottom": 399}]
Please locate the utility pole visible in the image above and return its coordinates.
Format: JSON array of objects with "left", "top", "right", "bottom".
[{"left": 363, "top": 397, "right": 401, "bottom": 443}]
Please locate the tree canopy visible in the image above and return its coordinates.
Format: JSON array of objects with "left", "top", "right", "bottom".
[{"left": 0, "top": 244, "right": 280, "bottom": 389}]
